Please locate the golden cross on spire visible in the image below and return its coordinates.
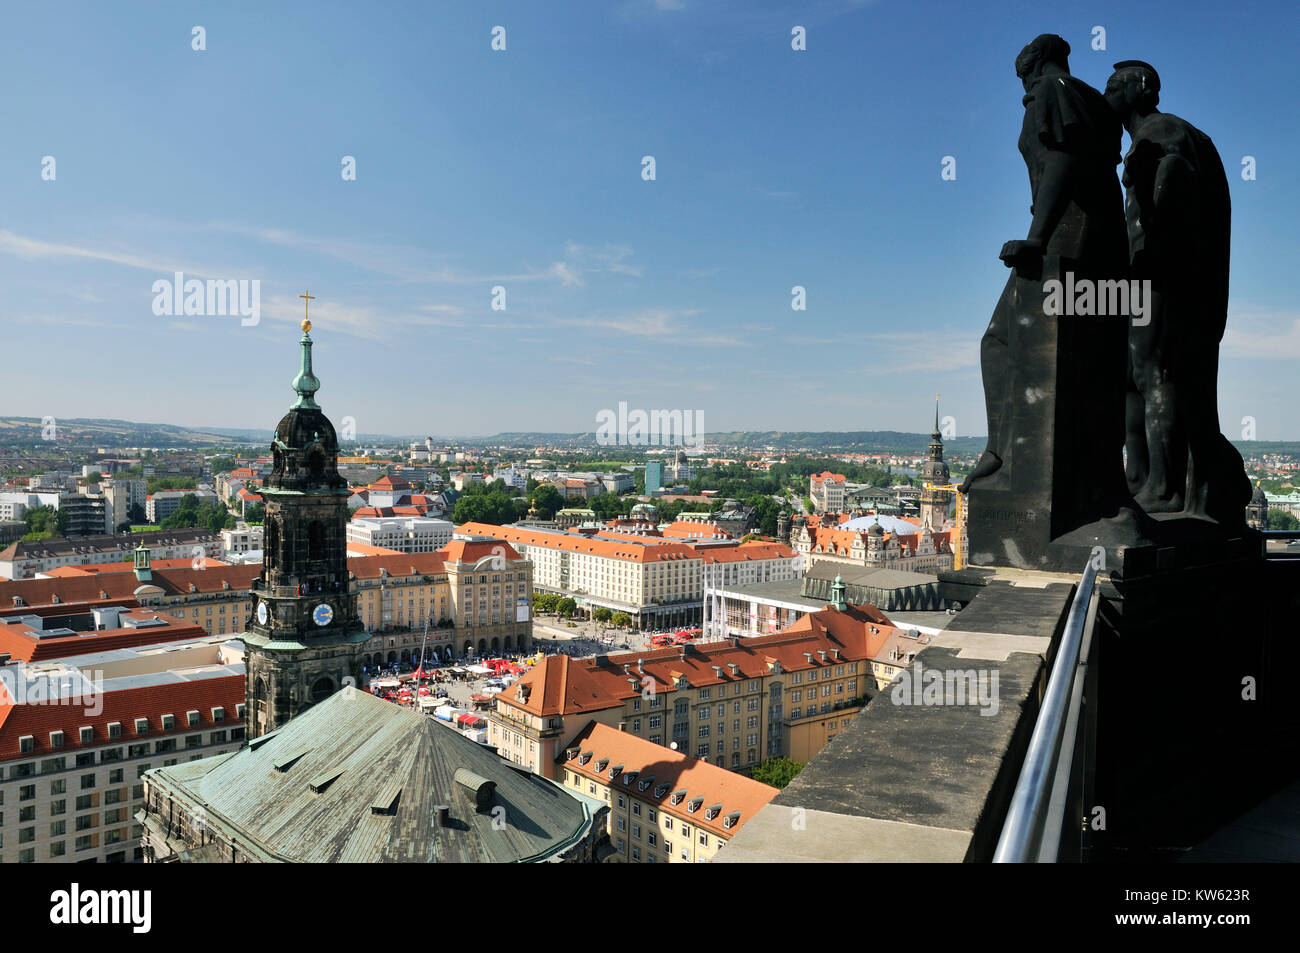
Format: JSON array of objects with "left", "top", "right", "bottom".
[{"left": 299, "top": 291, "right": 315, "bottom": 333}]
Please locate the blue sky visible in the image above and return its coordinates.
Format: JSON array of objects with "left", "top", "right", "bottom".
[{"left": 2, "top": 0, "right": 1298, "bottom": 439}]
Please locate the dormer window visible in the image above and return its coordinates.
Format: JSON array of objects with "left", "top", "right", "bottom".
[
  {"left": 596, "top": 758, "right": 609, "bottom": 773},
  {"left": 161, "top": 714, "right": 175, "bottom": 731},
  {"left": 670, "top": 789, "right": 687, "bottom": 806},
  {"left": 79, "top": 726, "right": 93, "bottom": 744},
  {"left": 49, "top": 730, "right": 65, "bottom": 748},
  {"left": 637, "top": 776, "right": 654, "bottom": 792},
  {"left": 565, "top": 748, "right": 579, "bottom": 761},
  {"left": 687, "top": 796, "right": 704, "bottom": 813},
  {"left": 654, "top": 783, "right": 670, "bottom": 799},
  {"left": 705, "top": 803, "right": 722, "bottom": 820},
  {"left": 622, "top": 771, "right": 638, "bottom": 786},
  {"left": 609, "top": 763, "right": 623, "bottom": 779},
  {"left": 723, "top": 810, "right": 741, "bottom": 829},
  {"left": 134, "top": 718, "right": 149, "bottom": 736},
  {"left": 579, "top": 751, "right": 593, "bottom": 765}
]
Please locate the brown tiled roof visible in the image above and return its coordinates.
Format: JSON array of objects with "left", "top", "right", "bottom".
[
  {"left": 0, "top": 672, "right": 244, "bottom": 761},
  {"left": 559, "top": 722, "right": 778, "bottom": 838},
  {"left": 498, "top": 604, "right": 897, "bottom": 718}
]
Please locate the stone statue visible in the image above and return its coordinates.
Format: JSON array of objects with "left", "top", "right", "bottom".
[
  {"left": 963, "top": 35, "right": 1132, "bottom": 568},
  {"left": 1104, "top": 60, "right": 1250, "bottom": 527}
]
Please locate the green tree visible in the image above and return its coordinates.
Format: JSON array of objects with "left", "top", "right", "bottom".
[
  {"left": 453, "top": 489, "right": 517, "bottom": 525},
  {"left": 589, "top": 492, "right": 632, "bottom": 521},
  {"left": 527, "top": 484, "right": 565, "bottom": 520},
  {"left": 751, "top": 757, "right": 805, "bottom": 789},
  {"left": 243, "top": 502, "right": 265, "bottom": 524},
  {"left": 593, "top": 607, "right": 613, "bottom": 624},
  {"left": 1267, "top": 510, "right": 1299, "bottom": 531},
  {"left": 556, "top": 597, "right": 577, "bottom": 618},
  {"left": 24, "top": 504, "right": 58, "bottom": 536},
  {"left": 612, "top": 611, "right": 632, "bottom": 628},
  {"left": 84, "top": 471, "right": 103, "bottom": 484}
]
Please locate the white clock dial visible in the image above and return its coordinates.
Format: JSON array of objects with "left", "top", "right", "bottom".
[{"left": 256, "top": 602, "right": 268, "bottom": 625}]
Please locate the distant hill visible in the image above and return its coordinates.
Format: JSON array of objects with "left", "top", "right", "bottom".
[{"left": 3, "top": 416, "right": 1298, "bottom": 459}]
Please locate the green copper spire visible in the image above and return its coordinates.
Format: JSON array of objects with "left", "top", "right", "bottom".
[
  {"left": 831, "top": 574, "right": 847, "bottom": 612},
  {"left": 291, "top": 312, "right": 320, "bottom": 410}
]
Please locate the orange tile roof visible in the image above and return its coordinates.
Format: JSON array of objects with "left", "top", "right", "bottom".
[
  {"left": 498, "top": 603, "right": 898, "bottom": 718},
  {"left": 457, "top": 523, "right": 700, "bottom": 564},
  {"left": 0, "top": 613, "right": 209, "bottom": 664},
  {"left": 560, "top": 721, "right": 778, "bottom": 838},
  {"left": 0, "top": 671, "right": 244, "bottom": 761},
  {"left": 344, "top": 542, "right": 406, "bottom": 557},
  {"left": 347, "top": 552, "right": 447, "bottom": 580},
  {"left": 439, "top": 539, "right": 522, "bottom": 566}
]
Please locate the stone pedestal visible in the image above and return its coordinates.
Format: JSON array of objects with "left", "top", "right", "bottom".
[{"left": 967, "top": 256, "right": 1131, "bottom": 573}]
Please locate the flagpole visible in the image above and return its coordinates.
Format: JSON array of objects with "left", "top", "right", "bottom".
[{"left": 415, "top": 619, "right": 430, "bottom": 712}]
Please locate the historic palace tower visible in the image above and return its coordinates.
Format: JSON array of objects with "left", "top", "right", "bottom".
[
  {"left": 919, "top": 400, "right": 952, "bottom": 532},
  {"left": 243, "top": 307, "right": 367, "bottom": 738}
]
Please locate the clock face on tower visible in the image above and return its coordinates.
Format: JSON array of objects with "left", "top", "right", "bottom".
[
  {"left": 256, "top": 602, "right": 268, "bottom": 626},
  {"left": 312, "top": 603, "right": 334, "bottom": 627}
]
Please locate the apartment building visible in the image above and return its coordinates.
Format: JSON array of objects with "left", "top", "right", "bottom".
[
  {"left": 0, "top": 529, "right": 222, "bottom": 580},
  {"left": 459, "top": 523, "right": 703, "bottom": 629},
  {"left": 489, "top": 595, "right": 900, "bottom": 777},
  {"left": 458, "top": 522, "right": 798, "bottom": 631},
  {"left": 346, "top": 516, "right": 453, "bottom": 554},
  {"left": 220, "top": 525, "right": 264, "bottom": 555},
  {"left": 145, "top": 489, "right": 217, "bottom": 523},
  {"left": 443, "top": 538, "right": 533, "bottom": 657},
  {"left": 559, "top": 721, "right": 778, "bottom": 863},
  {"left": 809, "top": 471, "right": 847, "bottom": 513},
  {"left": 0, "top": 608, "right": 245, "bottom": 864}
]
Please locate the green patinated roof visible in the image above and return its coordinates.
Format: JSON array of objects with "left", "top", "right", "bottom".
[{"left": 145, "top": 691, "right": 599, "bottom": 863}]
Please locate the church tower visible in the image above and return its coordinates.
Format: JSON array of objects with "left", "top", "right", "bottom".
[
  {"left": 1246, "top": 482, "right": 1268, "bottom": 531},
  {"left": 919, "top": 398, "right": 951, "bottom": 531},
  {"left": 243, "top": 304, "right": 367, "bottom": 739}
]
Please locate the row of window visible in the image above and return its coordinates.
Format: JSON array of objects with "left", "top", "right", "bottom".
[{"left": 18, "top": 711, "right": 239, "bottom": 754}]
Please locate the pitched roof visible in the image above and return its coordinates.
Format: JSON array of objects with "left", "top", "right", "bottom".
[
  {"left": 0, "top": 667, "right": 244, "bottom": 761},
  {"left": 560, "top": 721, "right": 778, "bottom": 838},
  {"left": 144, "top": 691, "right": 597, "bottom": 863},
  {"left": 498, "top": 604, "right": 898, "bottom": 718},
  {"left": 457, "top": 523, "right": 702, "bottom": 564}
]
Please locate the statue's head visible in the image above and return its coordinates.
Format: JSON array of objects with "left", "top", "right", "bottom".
[
  {"left": 1105, "top": 60, "right": 1161, "bottom": 118},
  {"left": 1016, "top": 34, "right": 1071, "bottom": 92}
]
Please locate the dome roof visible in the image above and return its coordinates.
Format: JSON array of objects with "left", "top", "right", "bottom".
[
  {"left": 841, "top": 514, "right": 920, "bottom": 536},
  {"left": 1251, "top": 483, "right": 1268, "bottom": 503},
  {"left": 275, "top": 407, "right": 338, "bottom": 452}
]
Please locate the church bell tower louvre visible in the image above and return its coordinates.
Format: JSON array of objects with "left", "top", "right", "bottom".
[{"left": 243, "top": 295, "right": 367, "bottom": 739}]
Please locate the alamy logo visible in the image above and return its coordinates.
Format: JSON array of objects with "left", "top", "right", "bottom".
[
  {"left": 595, "top": 401, "right": 704, "bottom": 448},
  {"left": 1042, "top": 272, "right": 1152, "bottom": 326},
  {"left": 889, "top": 659, "right": 999, "bottom": 717},
  {"left": 49, "top": 884, "right": 151, "bottom": 934},
  {"left": 151, "top": 272, "right": 260, "bottom": 326},
  {"left": 0, "top": 668, "right": 103, "bottom": 716}
]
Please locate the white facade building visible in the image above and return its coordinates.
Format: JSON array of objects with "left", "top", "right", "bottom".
[{"left": 346, "top": 517, "right": 454, "bottom": 553}]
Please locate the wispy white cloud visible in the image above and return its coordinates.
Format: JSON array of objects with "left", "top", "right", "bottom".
[
  {"left": 1222, "top": 307, "right": 1300, "bottom": 360},
  {"left": 0, "top": 229, "right": 246, "bottom": 278}
]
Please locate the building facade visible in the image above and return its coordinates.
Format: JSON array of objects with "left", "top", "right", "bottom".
[
  {"left": 559, "top": 721, "right": 777, "bottom": 863},
  {"left": 0, "top": 611, "right": 245, "bottom": 865}
]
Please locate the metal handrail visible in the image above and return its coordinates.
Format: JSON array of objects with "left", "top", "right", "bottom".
[
  {"left": 993, "top": 559, "right": 1099, "bottom": 863},
  {"left": 1262, "top": 529, "right": 1300, "bottom": 559}
]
